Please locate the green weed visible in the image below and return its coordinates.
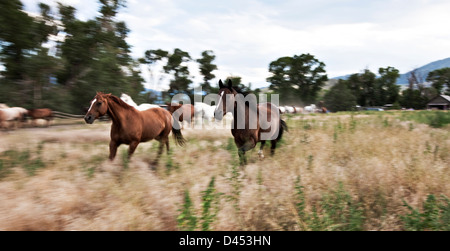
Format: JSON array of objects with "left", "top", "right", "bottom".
[{"left": 402, "top": 194, "right": 450, "bottom": 231}]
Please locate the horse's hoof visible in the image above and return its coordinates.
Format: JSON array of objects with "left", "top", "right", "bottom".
[
  {"left": 149, "top": 160, "right": 158, "bottom": 170},
  {"left": 258, "top": 150, "right": 265, "bottom": 160}
]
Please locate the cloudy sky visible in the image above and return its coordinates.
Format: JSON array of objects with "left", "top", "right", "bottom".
[{"left": 23, "top": 0, "right": 450, "bottom": 90}]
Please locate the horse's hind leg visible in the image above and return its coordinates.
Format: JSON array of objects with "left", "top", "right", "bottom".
[
  {"left": 270, "top": 140, "right": 278, "bottom": 156},
  {"left": 258, "top": 141, "right": 266, "bottom": 160}
]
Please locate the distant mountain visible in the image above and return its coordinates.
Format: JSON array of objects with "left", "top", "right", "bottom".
[
  {"left": 396, "top": 57, "right": 450, "bottom": 85},
  {"left": 332, "top": 57, "right": 450, "bottom": 85}
]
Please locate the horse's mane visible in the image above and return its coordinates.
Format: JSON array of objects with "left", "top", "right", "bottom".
[
  {"left": 231, "top": 86, "right": 250, "bottom": 96},
  {"left": 107, "top": 94, "right": 135, "bottom": 111}
]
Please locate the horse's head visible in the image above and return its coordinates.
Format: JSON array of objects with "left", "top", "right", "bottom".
[
  {"left": 214, "top": 79, "right": 236, "bottom": 121},
  {"left": 84, "top": 92, "right": 110, "bottom": 124},
  {"left": 167, "top": 103, "right": 182, "bottom": 114}
]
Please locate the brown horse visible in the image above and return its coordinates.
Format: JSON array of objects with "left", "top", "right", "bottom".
[
  {"left": 214, "top": 79, "right": 288, "bottom": 165},
  {"left": 28, "top": 108, "right": 53, "bottom": 127},
  {"left": 84, "top": 92, "right": 186, "bottom": 162},
  {"left": 167, "top": 103, "right": 195, "bottom": 128}
]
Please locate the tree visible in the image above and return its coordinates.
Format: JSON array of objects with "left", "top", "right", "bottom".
[
  {"left": 400, "top": 89, "right": 428, "bottom": 110},
  {"left": 267, "top": 53, "right": 327, "bottom": 105},
  {"left": 164, "top": 48, "right": 192, "bottom": 94},
  {"left": 376, "top": 66, "right": 400, "bottom": 105},
  {"left": 323, "top": 80, "right": 357, "bottom": 112},
  {"left": 400, "top": 69, "right": 429, "bottom": 109},
  {"left": 0, "top": 1, "right": 58, "bottom": 107},
  {"left": 197, "top": 50, "right": 218, "bottom": 93},
  {"left": 57, "top": 0, "right": 145, "bottom": 111},
  {"left": 427, "top": 68, "right": 450, "bottom": 95},
  {"left": 24, "top": 47, "right": 60, "bottom": 107}
]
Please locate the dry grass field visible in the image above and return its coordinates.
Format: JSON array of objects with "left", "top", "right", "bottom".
[{"left": 0, "top": 111, "right": 449, "bottom": 231}]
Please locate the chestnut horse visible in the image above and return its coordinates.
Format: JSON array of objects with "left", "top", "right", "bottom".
[
  {"left": 167, "top": 103, "right": 195, "bottom": 128},
  {"left": 28, "top": 108, "right": 53, "bottom": 127},
  {"left": 84, "top": 92, "right": 186, "bottom": 162},
  {"left": 214, "top": 79, "right": 288, "bottom": 165}
]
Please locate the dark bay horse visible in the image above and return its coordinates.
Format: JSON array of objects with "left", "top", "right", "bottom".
[
  {"left": 84, "top": 92, "right": 186, "bottom": 162},
  {"left": 167, "top": 103, "right": 195, "bottom": 128},
  {"left": 214, "top": 80, "right": 288, "bottom": 165},
  {"left": 28, "top": 108, "right": 53, "bottom": 127}
]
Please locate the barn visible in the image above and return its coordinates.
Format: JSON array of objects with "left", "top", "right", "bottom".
[{"left": 427, "top": 94, "right": 450, "bottom": 110}]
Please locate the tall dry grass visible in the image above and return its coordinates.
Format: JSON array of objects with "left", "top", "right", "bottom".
[{"left": 0, "top": 112, "right": 449, "bottom": 230}]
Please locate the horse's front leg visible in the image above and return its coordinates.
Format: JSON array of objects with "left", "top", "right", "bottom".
[
  {"left": 238, "top": 148, "right": 247, "bottom": 166},
  {"left": 237, "top": 139, "right": 257, "bottom": 166},
  {"left": 109, "top": 140, "right": 120, "bottom": 160},
  {"left": 128, "top": 141, "right": 139, "bottom": 159}
]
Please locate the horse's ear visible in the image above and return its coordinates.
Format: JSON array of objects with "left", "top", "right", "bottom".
[
  {"left": 218, "top": 79, "right": 224, "bottom": 89},
  {"left": 226, "top": 79, "right": 232, "bottom": 89}
]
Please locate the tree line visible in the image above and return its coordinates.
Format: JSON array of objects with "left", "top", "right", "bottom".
[
  {"left": 323, "top": 67, "right": 450, "bottom": 112},
  {"left": 1, "top": 0, "right": 449, "bottom": 114}
]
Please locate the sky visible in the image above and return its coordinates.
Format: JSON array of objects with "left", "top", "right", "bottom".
[{"left": 22, "top": 0, "right": 450, "bottom": 90}]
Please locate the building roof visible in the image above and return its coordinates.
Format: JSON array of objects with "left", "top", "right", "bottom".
[
  {"left": 428, "top": 95, "right": 450, "bottom": 105},
  {"left": 441, "top": 95, "right": 450, "bottom": 102}
]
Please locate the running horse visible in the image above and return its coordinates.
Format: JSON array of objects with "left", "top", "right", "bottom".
[
  {"left": 214, "top": 79, "right": 288, "bottom": 165},
  {"left": 28, "top": 108, "right": 53, "bottom": 127},
  {"left": 84, "top": 92, "right": 186, "bottom": 163}
]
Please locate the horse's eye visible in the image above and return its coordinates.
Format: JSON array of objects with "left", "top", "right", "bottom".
[{"left": 97, "top": 102, "right": 102, "bottom": 106}]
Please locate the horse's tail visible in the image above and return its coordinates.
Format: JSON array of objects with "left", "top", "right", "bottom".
[
  {"left": 172, "top": 119, "right": 186, "bottom": 147},
  {"left": 277, "top": 119, "right": 288, "bottom": 140}
]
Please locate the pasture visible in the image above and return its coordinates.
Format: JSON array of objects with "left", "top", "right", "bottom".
[{"left": 0, "top": 111, "right": 449, "bottom": 230}]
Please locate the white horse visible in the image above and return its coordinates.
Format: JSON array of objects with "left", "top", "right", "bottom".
[
  {"left": 0, "top": 107, "right": 28, "bottom": 129},
  {"left": 304, "top": 104, "right": 317, "bottom": 113},
  {"left": 120, "top": 93, "right": 160, "bottom": 111},
  {"left": 194, "top": 102, "right": 216, "bottom": 123},
  {"left": 285, "top": 106, "right": 296, "bottom": 114}
]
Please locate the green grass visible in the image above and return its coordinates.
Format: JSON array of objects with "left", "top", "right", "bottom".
[{"left": 400, "top": 111, "right": 450, "bottom": 128}]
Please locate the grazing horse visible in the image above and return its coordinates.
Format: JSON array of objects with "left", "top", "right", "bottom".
[
  {"left": 120, "top": 93, "right": 160, "bottom": 111},
  {"left": 84, "top": 92, "right": 186, "bottom": 162},
  {"left": 214, "top": 79, "right": 288, "bottom": 165},
  {"left": 167, "top": 103, "right": 195, "bottom": 128},
  {"left": 28, "top": 108, "right": 53, "bottom": 127},
  {"left": 0, "top": 107, "right": 27, "bottom": 129}
]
